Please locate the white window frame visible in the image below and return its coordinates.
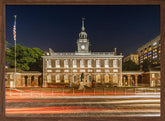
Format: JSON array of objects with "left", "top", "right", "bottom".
[
  {"left": 47, "top": 74, "right": 52, "bottom": 83},
  {"left": 56, "top": 60, "right": 60, "bottom": 68},
  {"left": 113, "top": 60, "right": 118, "bottom": 68},
  {"left": 64, "top": 60, "right": 69, "bottom": 68},
  {"left": 73, "top": 60, "right": 77, "bottom": 68},
  {"left": 96, "top": 60, "right": 100, "bottom": 68},
  {"left": 47, "top": 59, "right": 51, "bottom": 68},
  {"left": 104, "top": 60, "right": 109, "bottom": 68},
  {"left": 56, "top": 74, "right": 60, "bottom": 83},
  {"left": 88, "top": 60, "right": 92, "bottom": 68},
  {"left": 73, "top": 75, "right": 77, "bottom": 83},
  {"left": 64, "top": 74, "right": 69, "bottom": 83},
  {"left": 80, "top": 59, "right": 85, "bottom": 68}
]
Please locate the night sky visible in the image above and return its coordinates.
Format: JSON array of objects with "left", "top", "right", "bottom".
[{"left": 5, "top": 5, "right": 160, "bottom": 56}]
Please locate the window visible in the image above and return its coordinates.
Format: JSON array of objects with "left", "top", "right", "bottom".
[
  {"left": 80, "top": 60, "right": 85, "bottom": 68},
  {"left": 64, "top": 60, "right": 69, "bottom": 68},
  {"left": 5, "top": 75, "right": 8, "bottom": 79},
  {"left": 105, "top": 60, "right": 109, "bottom": 68},
  {"left": 105, "top": 75, "right": 109, "bottom": 83},
  {"left": 88, "top": 75, "right": 92, "bottom": 82},
  {"left": 96, "top": 75, "right": 101, "bottom": 83},
  {"left": 152, "top": 74, "right": 155, "bottom": 78},
  {"left": 96, "top": 60, "right": 100, "bottom": 68},
  {"left": 64, "top": 75, "right": 69, "bottom": 83},
  {"left": 88, "top": 60, "right": 92, "bottom": 68},
  {"left": 56, "top": 75, "right": 60, "bottom": 83},
  {"left": 47, "top": 59, "right": 51, "bottom": 68},
  {"left": 73, "top": 75, "right": 77, "bottom": 83},
  {"left": 47, "top": 74, "right": 51, "bottom": 83},
  {"left": 56, "top": 60, "right": 60, "bottom": 68},
  {"left": 10, "top": 74, "right": 13, "bottom": 79},
  {"left": 73, "top": 60, "right": 77, "bottom": 68},
  {"left": 113, "top": 60, "right": 118, "bottom": 68},
  {"left": 113, "top": 74, "right": 118, "bottom": 83},
  {"left": 157, "top": 73, "right": 160, "bottom": 78}
]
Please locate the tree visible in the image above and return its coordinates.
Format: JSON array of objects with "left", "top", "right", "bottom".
[
  {"left": 122, "top": 60, "right": 139, "bottom": 71},
  {"left": 141, "top": 59, "right": 152, "bottom": 72},
  {"left": 6, "top": 43, "right": 45, "bottom": 72}
]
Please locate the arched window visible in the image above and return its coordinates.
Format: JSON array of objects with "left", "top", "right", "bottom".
[
  {"left": 47, "top": 74, "right": 51, "bottom": 83},
  {"left": 113, "top": 74, "right": 118, "bottom": 83},
  {"left": 73, "top": 75, "right": 77, "bottom": 83},
  {"left": 88, "top": 75, "right": 92, "bottom": 82},
  {"left": 104, "top": 75, "right": 109, "bottom": 83},
  {"left": 64, "top": 75, "right": 69, "bottom": 83},
  {"left": 96, "top": 75, "right": 101, "bottom": 83},
  {"left": 56, "top": 75, "right": 60, "bottom": 83}
]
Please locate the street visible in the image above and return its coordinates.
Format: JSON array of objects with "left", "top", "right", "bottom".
[{"left": 5, "top": 87, "right": 160, "bottom": 117}]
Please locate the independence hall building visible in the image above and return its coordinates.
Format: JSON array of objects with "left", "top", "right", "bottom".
[{"left": 42, "top": 19, "right": 123, "bottom": 87}]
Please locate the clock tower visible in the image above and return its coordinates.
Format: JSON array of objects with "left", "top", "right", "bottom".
[{"left": 77, "top": 18, "right": 89, "bottom": 53}]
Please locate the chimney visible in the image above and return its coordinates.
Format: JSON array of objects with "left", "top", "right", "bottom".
[{"left": 114, "top": 48, "right": 117, "bottom": 55}]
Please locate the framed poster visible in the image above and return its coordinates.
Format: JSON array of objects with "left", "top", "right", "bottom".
[{"left": 0, "top": 0, "right": 165, "bottom": 121}]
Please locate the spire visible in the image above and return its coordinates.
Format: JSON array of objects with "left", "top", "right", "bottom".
[{"left": 81, "top": 17, "right": 85, "bottom": 31}]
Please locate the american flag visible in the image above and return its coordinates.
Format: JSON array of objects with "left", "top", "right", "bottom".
[{"left": 13, "top": 15, "right": 16, "bottom": 41}]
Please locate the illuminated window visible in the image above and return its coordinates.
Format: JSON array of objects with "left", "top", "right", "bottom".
[
  {"left": 96, "top": 75, "right": 101, "bottom": 83},
  {"left": 47, "top": 59, "right": 51, "bottom": 68},
  {"left": 104, "top": 60, "right": 109, "bottom": 68},
  {"left": 88, "top": 75, "right": 92, "bottom": 82},
  {"left": 88, "top": 60, "right": 92, "bottom": 68},
  {"left": 105, "top": 75, "right": 109, "bottom": 83},
  {"left": 113, "top": 74, "right": 118, "bottom": 83},
  {"left": 64, "top": 60, "right": 69, "bottom": 68},
  {"left": 56, "top": 75, "right": 60, "bottom": 83},
  {"left": 148, "top": 47, "right": 152, "bottom": 51},
  {"left": 47, "top": 74, "right": 51, "bottom": 83},
  {"left": 64, "top": 75, "right": 69, "bottom": 83},
  {"left": 80, "top": 60, "right": 85, "bottom": 68},
  {"left": 153, "top": 42, "right": 157, "bottom": 46},
  {"left": 113, "top": 60, "right": 118, "bottom": 68},
  {"left": 96, "top": 60, "right": 100, "bottom": 68},
  {"left": 157, "top": 73, "right": 160, "bottom": 78},
  {"left": 73, "top": 60, "right": 77, "bottom": 68},
  {"left": 152, "top": 74, "right": 155, "bottom": 78},
  {"left": 56, "top": 60, "right": 60, "bottom": 68},
  {"left": 10, "top": 74, "right": 13, "bottom": 79},
  {"left": 73, "top": 75, "right": 77, "bottom": 82},
  {"left": 5, "top": 75, "right": 8, "bottom": 79}
]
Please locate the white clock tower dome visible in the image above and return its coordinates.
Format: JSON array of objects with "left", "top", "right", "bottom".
[{"left": 77, "top": 17, "right": 90, "bottom": 53}]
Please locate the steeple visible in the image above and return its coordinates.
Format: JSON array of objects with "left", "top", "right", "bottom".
[
  {"left": 77, "top": 17, "right": 89, "bottom": 53},
  {"left": 81, "top": 17, "right": 85, "bottom": 31}
]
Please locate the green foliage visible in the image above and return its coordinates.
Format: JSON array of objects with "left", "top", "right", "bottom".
[
  {"left": 122, "top": 60, "right": 139, "bottom": 71},
  {"left": 141, "top": 59, "right": 152, "bottom": 72},
  {"left": 5, "top": 42, "right": 45, "bottom": 72}
]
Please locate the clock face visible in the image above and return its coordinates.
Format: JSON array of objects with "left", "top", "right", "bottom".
[{"left": 81, "top": 45, "right": 85, "bottom": 50}]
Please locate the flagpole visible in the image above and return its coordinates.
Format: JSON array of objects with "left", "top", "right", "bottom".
[{"left": 14, "top": 15, "right": 17, "bottom": 89}]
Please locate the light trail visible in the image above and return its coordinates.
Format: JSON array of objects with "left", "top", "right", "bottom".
[{"left": 6, "top": 107, "right": 160, "bottom": 114}]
